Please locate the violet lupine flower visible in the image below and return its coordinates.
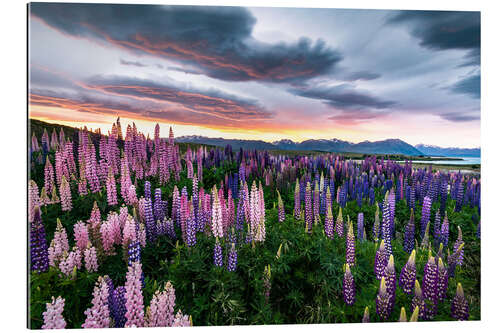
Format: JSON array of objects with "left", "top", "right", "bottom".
[
  {"left": 325, "top": 205, "right": 334, "bottom": 240},
  {"left": 59, "top": 175, "right": 72, "bottom": 211},
  {"left": 384, "top": 255, "right": 397, "bottom": 309},
  {"left": 144, "top": 181, "right": 151, "bottom": 201},
  {"left": 362, "top": 306, "right": 370, "bottom": 323},
  {"left": 144, "top": 198, "right": 156, "bottom": 243},
  {"left": 82, "top": 276, "right": 111, "bottom": 328},
  {"left": 42, "top": 296, "right": 66, "bottom": 329},
  {"left": 436, "top": 257, "right": 449, "bottom": 302},
  {"left": 30, "top": 206, "right": 49, "bottom": 273},
  {"left": 376, "top": 277, "right": 392, "bottom": 320},
  {"left": 374, "top": 240, "right": 388, "bottom": 280},
  {"left": 422, "top": 253, "right": 438, "bottom": 319},
  {"left": 373, "top": 202, "right": 380, "bottom": 241},
  {"left": 381, "top": 193, "right": 392, "bottom": 256},
  {"left": 399, "top": 250, "right": 417, "bottom": 294},
  {"left": 153, "top": 188, "right": 165, "bottom": 222},
  {"left": 421, "top": 196, "right": 432, "bottom": 238},
  {"left": 124, "top": 261, "right": 145, "bottom": 328},
  {"left": 357, "top": 213, "right": 364, "bottom": 241},
  {"left": 388, "top": 189, "right": 396, "bottom": 234},
  {"left": 147, "top": 281, "right": 176, "bottom": 327},
  {"left": 313, "top": 181, "right": 320, "bottom": 224},
  {"left": 411, "top": 280, "right": 425, "bottom": 320},
  {"left": 213, "top": 238, "right": 223, "bottom": 267},
  {"left": 343, "top": 264, "right": 355, "bottom": 306},
  {"left": 433, "top": 210, "right": 441, "bottom": 246},
  {"left": 335, "top": 207, "right": 344, "bottom": 238},
  {"left": 106, "top": 169, "right": 118, "bottom": 206},
  {"left": 277, "top": 190, "right": 285, "bottom": 223},
  {"left": 128, "top": 240, "right": 142, "bottom": 267},
  {"left": 111, "top": 286, "right": 127, "bottom": 328},
  {"left": 304, "top": 182, "right": 312, "bottom": 232},
  {"left": 448, "top": 242, "right": 465, "bottom": 278},
  {"left": 186, "top": 208, "right": 197, "bottom": 247},
  {"left": 346, "top": 219, "right": 355, "bottom": 266},
  {"left": 84, "top": 243, "right": 99, "bottom": 273},
  {"left": 421, "top": 220, "right": 431, "bottom": 250},
  {"left": 74, "top": 221, "right": 89, "bottom": 252},
  {"left": 440, "top": 212, "right": 450, "bottom": 247},
  {"left": 227, "top": 243, "right": 238, "bottom": 272},
  {"left": 451, "top": 283, "right": 469, "bottom": 321},
  {"left": 404, "top": 209, "right": 415, "bottom": 253},
  {"left": 453, "top": 226, "right": 465, "bottom": 266}
]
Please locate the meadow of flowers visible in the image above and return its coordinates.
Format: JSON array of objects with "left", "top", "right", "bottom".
[{"left": 28, "top": 118, "right": 480, "bottom": 328}]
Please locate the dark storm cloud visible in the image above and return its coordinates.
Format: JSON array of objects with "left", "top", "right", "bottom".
[
  {"left": 84, "top": 75, "right": 273, "bottom": 121},
  {"left": 387, "top": 10, "right": 480, "bottom": 66},
  {"left": 342, "top": 70, "right": 381, "bottom": 81},
  {"left": 289, "top": 83, "right": 396, "bottom": 110},
  {"left": 120, "top": 59, "right": 148, "bottom": 67},
  {"left": 30, "top": 3, "right": 343, "bottom": 82},
  {"left": 450, "top": 74, "right": 480, "bottom": 99}
]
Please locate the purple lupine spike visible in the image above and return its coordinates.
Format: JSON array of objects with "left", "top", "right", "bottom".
[
  {"left": 335, "top": 207, "right": 344, "bottom": 238},
  {"left": 144, "top": 181, "right": 151, "bottom": 200},
  {"left": 388, "top": 189, "right": 395, "bottom": 235},
  {"left": 294, "top": 179, "right": 301, "bottom": 220},
  {"left": 381, "top": 193, "right": 392, "bottom": 255},
  {"left": 376, "top": 277, "right": 392, "bottom": 320},
  {"left": 436, "top": 257, "right": 449, "bottom": 302},
  {"left": 448, "top": 242, "right": 465, "bottom": 278},
  {"left": 154, "top": 188, "right": 165, "bottom": 223},
  {"left": 357, "top": 213, "right": 364, "bottom": 241},
  {"left": 384, "top": 255, "right": 397, "bottom": 309},
  {"left": 213, "top": 238, "right": 223, "bottom": 267},
  {"left": 374, "top": 240, "right": 388, "bottom": 280},
  {"left": 422, "top": 252, "right": 438, "bottom": 319},
  {"left": 399, "top": 250, "right": 416, "bottom": 294},
  {"left": 411, "top": 280, "right": 425, "bottom": 320},
  {"left": 186, "top": 205, "right": 197, "bottom": 247},
  {"left": 440, "top": 212, "right": 450, "bottom": 247},
  {"left": 144, "top": 198, "right": 156, "bottom": 243},
  {"left": 451, "top": 283, "right": 469, "bottom": 321},
  {"left": 346, "top": 218, "right": 355, "bottom": 266},
  {"left": 404, "top": 208, "right": 415, "bottom": 253},
  {"left": 277, "top": 190, "right": 285, "bottom": 223},
  {"left": 342, "top": 264, "right": 355, "bottom": 306},
  {"left": 453, "top": 226, "right": 465, "bottom": 266},
  {"left": 433, "top": 210, "right": 441, "bottom": 247},
  {"left": 313, "top": 181, "right": 320, "bottom": 224},
  {"left": 373, "top": 203, "right": 380, "bottom": 241},
  {"left": 421, "top": 196, "right": 432, "bottom": 238},
  {"left": 325, "top": 205, "right": 334, "bottom": 239},
  {"left": 304, "top": 182, "right": 312, "bottom": 232},
  {"left": 227, "top": 243, "right": 238, "bottom": 272},
  {"left": 30, "top": 206, "right": 49, "bottom": 273}
]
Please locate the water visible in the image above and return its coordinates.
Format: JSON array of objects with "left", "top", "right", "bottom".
[{"left": 408, "top": 156, "right": 480, "bottom": 165}]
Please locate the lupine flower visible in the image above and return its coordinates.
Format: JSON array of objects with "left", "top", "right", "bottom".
[
  {"left": 44, "top": 158, "right": 55, "bottom": 194},
  {"left": 399, "top": 250, "right": 417, "bottom": 294},
  {"left": 82, "top": 276, "right": 111, "bottom": 328},
  {"left": 313, "top": 180, "right": 320, "bottom": 224},
  {"left": 436, "top": 257, "right": 449, "bottom": 302},
  {"left": 110, "top": 286, "right": 127, "bottom": 328},
  {"left": 404, "top": 209, "right": 415, "bottom": 253},
  {"left": 58, "top": 247, "right": 82, "bottom": 276},
  {"left": 376, "top": 277, "right": 392, "bottom": 320},
  {"left": 357, "top": 213, "right": 364, "bottom": 241},
  {"left": 227, "top": 243, "right": 238, "bottom": 272},
  {"left": 59, "top": 175, "right": 72, "bottom": 211},
  {"left": 440, "top": 212, "right": 450, "bottom": 247},
  {"left": 106, "top": 168, "right": 118, "bottom": 206},
  {"left": 433, "top": 210, "right": 441, "bottom": 246},
  {"left": 304, "top": 182, "right": 312, "bottom": 232},
  {"left": 384, "top": 255, "right": 397, "bottom": 309},
  {"left": 381, "top": 193, "right": 392, "bottom": 255},
  {"left": 409, "top": 306, "right": 419, "bottom": 322},
  {"left": 374, "top": 240, "right": 388, "bottom": 280},
  {"left": 147, "top": 281, "right": 176, "bottom": 327},
  {"left": 84, "top": 242, "right": 99, "bottom": 273},
  {"left": 421, "top": 220, "right": 430, "bottom": 250},
  {"left": 422, "top": 253, "right": 438, "bottom": 319},
  {"left": 362, "top": 306, "right": 370, "bottom": 323},
  {"left": 451, "top": 283, "right": 469, "bottom": 321},
  {"left": 263, "top": 264, "right": 272, "bottom": 303},
  {"left": 213, "top": 238, "right": 223, "bottom": 267},
  {"left": 277, "top": 190, "right": 285, "bottom": 223},
  {"left": 448, "top": 242, "right": 465, "bottom": 278},
  {"left": 48, "top": 219, "right": 69, "bottom": 267},
  {"left": 172, "top": 311, "right": 192, "bottom": 327},
  {"left": 124, "top": 261, "right": 145, "bottom": 327},
  {"left": 325, "top": 205, "right": 334, "bottom": 239},
  {"left": 346, "top": 218, "right": 355, "bottom": 266},
  {"left": 335, "top": 207, "right": 344, "bottom": 238},
  {"left": 30, "top": 206, "right": 49, "bottom": 273},
  {"left": 342, "top": 264, "right": 355, "bottom": 305},
  {"left": 212, "top": 186, "right": 224, "bottom": 238},
  {"left": 411, "top": 280, "right": 425, "bottom": 320},
  {"left": 453, "top": 226, "right": 465, "bottom": 266},
  {"left": 399, "top": 307, "right": 407, "bottom": 322},
  {"left": 373, "top": 202, "right": 380, "bottom": 241},
  {"left": 74, "top": 221, "right": 89, "bottom": 252},
  {"left": 42, "top": 296, "right": 66, "bottom": 329}
]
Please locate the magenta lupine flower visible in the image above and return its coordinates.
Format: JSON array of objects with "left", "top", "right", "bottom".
[
  {"left": 48, "top": 219, "right": 69, "bottom": 267},
  {"left": 453, "top": 226, "right": 465, "bottom": 266},
  {"left": 304, "top": 182, "right": 312, "bottom": 232},
  {"left": 74, "top": 221, "right": 89, "bottom": 252},
  {"left": 376, "top": 277, "right": 392, "bottom": 320},
  {"left": 44, "top": 158, "right": 55, "bottom": 194},
  {"left": 436, "top": 257, "right": 449, "bottom": 302},
  {"left": 335, "top": 207, "right": 344, "bottom": 238},
  {"left": 59, "top": 175, "right": 72, "bottom": 211},
  {"left": 59, "top": 246, "right": 82, "bottom": 276},
  {"left": 122, "top": 215, "right": 137, "bottom": 250},
  {"left": 422, "top": 253, "right": 438, "bottom": 319},
  {"left": 421, "top": 196, "right": 432, "bottom": 238},
  {"left": 227, "top": 243, "right": 238, "bottom": 272},
  {"left": 325, "top": 205, "right": 334, "bottom": 239},
  {"left": 125, "top": 261, "right": 145, "bottom": 327},
  {"left": 84, "top": 243, "right": 99, "bottom": 273},
  {"left": 277, "top": 190, "right": 285, "bottom": 223},
  {"left": 399, "top": 250, "right": 417, "bottom": 294},
  {"left": 362, "top": 306, "right": 370, "bottom": 323},
  {"left": 147, "top": 281, "right": 176, "bottom": 327},
  {"left": 343, "top": 264, "right": 355, "bottom": 306},
  {"left": 374, "top": 240, "right": 388, "bottom": 280},
  {"left": 172, "top": 311, "right": 192, "bottom": 327},
  {"left": 346, "top": 219, "right": 355, "bottom": 266},
  {"left": 42, "top": 296, "right": 66, "bottom": 329},
  {"left": 257, "top": 182, "right": 266, "bottom": 241},
  {"left": 451, "top": 283, "right": 469, "bottom": 321},
  {"left": 213, "top": 238, "right": 223, "bottom": 267},
  {"left": 211, "top": 186, "right": 223, "bottom": 238},
  {"left": 294, "top": 179, "right": 301, "bottom": 220},
  {"left": 82, "top": 276, "right": 111, "bottom": 328},
  {"left": 411, "top": 280, "right": 425, "bottom": 320}
]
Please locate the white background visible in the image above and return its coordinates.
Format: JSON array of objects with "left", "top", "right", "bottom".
[{"left": 1, "top": 0, "right": 498, "bottom": 331}]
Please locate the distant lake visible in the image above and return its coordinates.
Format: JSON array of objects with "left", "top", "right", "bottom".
[{"left": 405, "top": 156, "right": 480, "bottom": 165}]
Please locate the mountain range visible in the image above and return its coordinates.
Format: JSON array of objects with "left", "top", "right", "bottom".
[{"left": 414, "top": 144, "right": 480, "bottom": 157}]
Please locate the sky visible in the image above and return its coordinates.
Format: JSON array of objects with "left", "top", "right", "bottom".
[{"left": 28, "top": 3, "right": 480, "bottom": 148}]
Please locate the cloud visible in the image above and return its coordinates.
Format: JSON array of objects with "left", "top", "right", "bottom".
[
  {"left": 342, "top": 70, "right": 381, "bottom": 81},
  {"left": 84, "top": 75, "right": 273, "bottom": 121},
  {"left": 387, "top": 10, "right": 480, "bottom": 66},
  {"left": 450, "top": 74, "right": 480, "bottom": 99},
  {"left": 30, "top": 3, "right": 343, "bottom": 82},
  {"left": 440, "top": 111, "right": 479, "bottom": 122},
  {"left": 289, "top": 83, "right": 396, "bottom": 110},
  {"left": 120, "top": 59, "right": 147, "bottom": 67}
]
